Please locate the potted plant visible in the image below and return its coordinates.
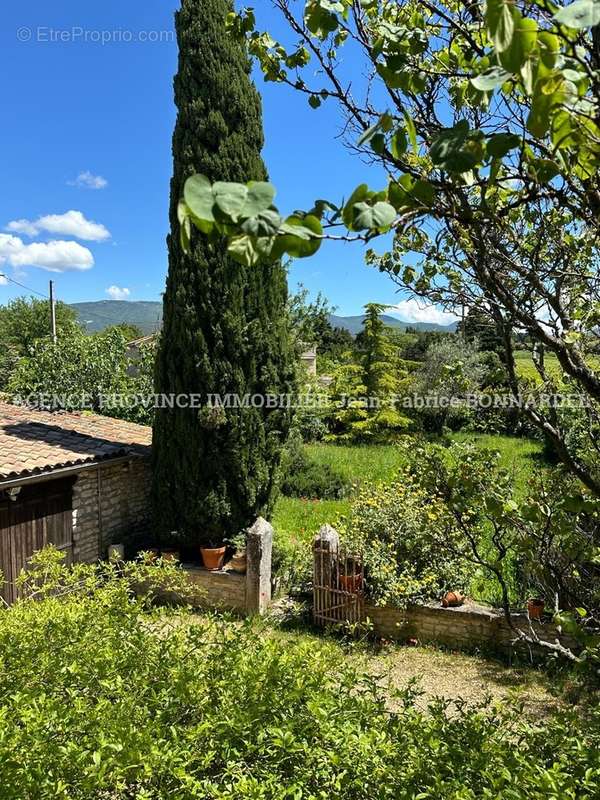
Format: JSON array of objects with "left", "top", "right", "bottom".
[
  {"left": 227, "top": 532, "right": 247, "bottom": 574},
  {"left": 527, "top": 597, "right": 545, "bottom": 620},
  {"left": 339, "top": 557, "right": 363, "bottom": 594},
  {"left": 200, "top": 529, "right": 227, "bottom": 571},
  {"left": 442, "top": 591, "right": 465, "bottom": 608}
]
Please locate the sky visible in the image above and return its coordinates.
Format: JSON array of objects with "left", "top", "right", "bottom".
[{"left": 0, "top": 1, "right": 456, "bottom": 326}]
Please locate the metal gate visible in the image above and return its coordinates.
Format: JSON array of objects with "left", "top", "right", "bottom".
[
  {"left": 313, "top": 541, "right": 365, "bottom": 627},
  {"left": 0, "top": 478, "right": 74, "bottom": 605}
]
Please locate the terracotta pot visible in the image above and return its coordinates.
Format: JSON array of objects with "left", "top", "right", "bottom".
[
  {"left": 201, "top": 546, "right": 226, "bottom": 571},
  {"left": 442, "top": 591, "right": 465, "bottom": 608},
  {"left": 527, "top": 598, "right": 545, "bottom": 620},
  {"left": 340, "top": 573, "right": 363, "bottom": 594},
  {"left": 161, "top": 550, "right": 179, "bottom": 563},
  {"left": 229, "top": 551, "right": 247, "bottom": 574}
]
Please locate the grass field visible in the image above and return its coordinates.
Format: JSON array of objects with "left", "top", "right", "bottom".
[
  {"left": 514, "top": 349, "right": 600, "bottom": 381},
  {"left": 272, "top": 434, "right": 546, "bottom": 601}
]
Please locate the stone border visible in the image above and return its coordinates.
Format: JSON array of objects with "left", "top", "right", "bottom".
[{"left": 181, "top": 517, "right": 274, "bottom": 616}]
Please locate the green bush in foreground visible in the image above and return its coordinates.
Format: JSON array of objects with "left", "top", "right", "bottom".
[{"left": 1, "top": 550, "right": 599, "bottom": 799}]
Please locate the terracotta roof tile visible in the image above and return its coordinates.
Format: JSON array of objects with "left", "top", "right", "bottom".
[{"left": 0, "top": 402, "right": 151, "bottom": 483}]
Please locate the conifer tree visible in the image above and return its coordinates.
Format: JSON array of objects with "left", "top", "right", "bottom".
[{"left": 152, "top": 0, "right": 295, "bottom": 544}]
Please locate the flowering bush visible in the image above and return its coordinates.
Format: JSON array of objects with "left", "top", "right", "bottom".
[
  {"left": 339, "top": 469, "right": 474, "bottom": 608},
  {"left": 2, "top": 548, "right": 600, "bottom": 798}
]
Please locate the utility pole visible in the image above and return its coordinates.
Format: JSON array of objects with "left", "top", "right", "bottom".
[{"left": 49, "top": 280, "right": 57, "bottom": 343}]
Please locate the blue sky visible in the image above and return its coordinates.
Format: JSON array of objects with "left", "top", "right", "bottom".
[{"left": 0, "top": 1, "right": 455, "bottom": 324}]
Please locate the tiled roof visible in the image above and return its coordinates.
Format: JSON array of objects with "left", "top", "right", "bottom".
[{"left": 0, "top": 402, "right": 151, "bottom": 484}]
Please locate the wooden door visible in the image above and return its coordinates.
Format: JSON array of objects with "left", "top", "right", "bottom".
[{"left": 0, "top": 478, "right": 74, "bottom": 605}]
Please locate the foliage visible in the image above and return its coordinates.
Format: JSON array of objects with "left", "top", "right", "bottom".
[
  {"left": 1, "top": 552, "right": 600, "bottom": 798},
  {"left": 404, "top": 439, "right": 600, "bottom": 665},
  {"left": 280, "top": 431, "right": 349, "bottom": 499},
  {"left": 152, "top": 0, "right": 296, "bottom": 546},
  {"left": 411, "top": 336, "right": 498, "bottom": 432},
  {"left": 8, "top": 328, "right": 132, "bottom": 412},
  {"left": 0, "top": 296, "right": 81, "bottom": 389},
  {"left": 339, "top": 472, "right": 475, "bottom": 608},
  {"left": 328, "top": 304, "right": 413, "bottom": 442},
  {"left": 178, "top": 0, "right": 600, "bottom": 502}
]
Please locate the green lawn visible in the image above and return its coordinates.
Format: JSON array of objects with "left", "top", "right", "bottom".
[
  {"left": 272, "top": 434, "right": 546, "bottom": 598},
  {"left": 514, "top": 349, "right": 600, "bottom": 381},
  {"left": 273, "top": 444, "right": 406, "bottom": 548}
]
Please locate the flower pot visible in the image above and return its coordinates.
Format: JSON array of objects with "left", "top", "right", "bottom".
[
  {"left": 442, "top": 591, "right": 465, "bottom": 608},
  {"left": 340, "top": 573, "right": 363, "bottom": 594},
  {"left": 201, "top": 546, "right": 226, "bottom": 571},
  {"left": 161, "top": 550, "right": 179, "bottom": 563},
  {"left": 527, "top": 598, "right": 545, "bottom": 620},
  {"left": 229, "top": 551, "right": 247, "bottom": 574}
]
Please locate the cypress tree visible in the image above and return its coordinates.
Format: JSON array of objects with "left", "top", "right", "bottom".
[{"left": 152, "top": 0, "right": 295, "bottom": 545}]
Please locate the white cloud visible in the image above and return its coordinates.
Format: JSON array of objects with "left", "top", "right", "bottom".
[
  {"left": 106, "top": 285, "right": 130, "bottom": 301},
  {"left": 69, "top": 171, "right": 108, "bottom": 190},
  {"left": 6, "top": 210, "right": 111, "bottom": 242},
  {"left": 0, "top": 274, "right": 8, "bottom": 286},
  {"left": 6, "top": 219, "right": 39, "bottom": 237},
  {"left": 390, "top": 298, "right": 459, "bottom": 327},
  {"left": 0, "top": 234, "right": 94, "bottom": 273}
]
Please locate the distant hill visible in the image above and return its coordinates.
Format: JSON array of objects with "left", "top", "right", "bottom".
[
  {"left": 71, "top": 301, "right": 163, "bottom": 335},
  {"left": 70, "top": 301, "right": 457, "bottom": 337},
  {"left": 328, "top": 314, "right": 458, "bottom": 335}
]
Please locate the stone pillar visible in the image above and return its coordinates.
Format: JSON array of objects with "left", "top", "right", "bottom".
[
  {"left": 245, "top": 517, "right": 273, "bottom": 615},
  {"left": 313, "top": 524, "right": 339, "bottom": 622}
]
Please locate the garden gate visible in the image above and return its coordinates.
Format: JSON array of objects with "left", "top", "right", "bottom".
[{"left": 313, "top": 525, "right": 365, "bottom": 627}]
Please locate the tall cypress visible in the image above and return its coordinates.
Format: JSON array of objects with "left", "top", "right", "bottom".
[{"left": 152, "top": 0, "right": 295, "bottom": 545}]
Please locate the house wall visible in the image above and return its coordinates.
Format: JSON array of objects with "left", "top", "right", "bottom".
[{"left": 72, "top": 459, "right": 152, "bottom": 563}]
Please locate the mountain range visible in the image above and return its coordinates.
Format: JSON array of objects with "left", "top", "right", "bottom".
[{"left": 70, "top": 301, "right": 458, "bottom": 336}]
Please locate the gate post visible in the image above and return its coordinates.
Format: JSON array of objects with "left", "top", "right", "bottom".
[
  {"left": 313, "top": 524, "right": 339, "bottom": 624},
  {"left": 246, "top": 517, "right": 273, "bottom": 615}
]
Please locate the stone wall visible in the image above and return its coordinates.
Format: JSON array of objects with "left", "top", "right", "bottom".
[
  {"left": 365, "top": 601, "right": 577, "bottom": 658},
  {"left": 161, "top": 518, "right": 274, "bottom": 616},
  {"left": 72, "top": 458, "right": 151, "bottom": 563}
]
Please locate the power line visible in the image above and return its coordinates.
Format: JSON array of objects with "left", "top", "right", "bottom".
[
  {"left": 0, "top": 272, "right": 49, "bottom": 299},
  {"left": 0, "top": 272, "right": 151, "bottom": 329}
]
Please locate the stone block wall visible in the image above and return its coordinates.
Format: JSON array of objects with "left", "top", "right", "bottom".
[
  {"left": 72, "top": 458, "right": 151, "bottom": 563},
  {"left": 162, "top": 518, "right": 275, "bottom": 616},
  {"left": 365, "top": 601, "right": 577, "bottom": 658}
]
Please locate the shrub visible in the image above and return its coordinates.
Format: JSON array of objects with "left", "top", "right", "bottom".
[
  {"left": 1, "top": 548, "right": 600, "bottom": 799},
  {"left": 280, "top": 432, "right": 349, "bottom": 499},
  {"left": 338, "top": 472, "right": 474, "bottom": 608}
]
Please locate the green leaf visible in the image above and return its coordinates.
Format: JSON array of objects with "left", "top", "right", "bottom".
[
  {"left": 391, "top": 129, "right": 408, "bottom": 159},
  {"left": 430, "top": 120, "right": 478, "bottom": 172},
  {"left": 227, "top": 235, "right": 261, "bottom": 266},
  {"left": 178, "top": 201, "right": 192, "bottom": 253},
  {"left": 308, "top": 94, "right": 322, "bottom": 109},
  {"left": 486, "top": 132, "right": 521, "bottom": 158},
  {"left": 275, "top": 214, "right": 323, "bottom": 258},
  {"left": 371, "top": 133, "right": 386, "bottom": 154},
  {"left": 184, "top": 175, "right": 215, "bottom": 223},
  {"left": 358, "top": 119, "right": 384, "bottom": 147},
  {"left": 527, "top": 87, "right": 554, "bottom": 138},
  {"left": 554, "top": 0, "right": 600, "bottom": 29},
  {"left": 471, "top": 67, "right": 511, "bottom": 92},
  {"left": 403, "top": 110, "right": 418, "bottom": 154},
  {"left": 486, "top": 0, "right": 515, "bottom": 53},
  {"left": 499, "top": 14, "right": 537, "bottom": 72},
  {"left": 240, "top": 209, "right": 282, "bottom": 237},
  {"left": 213, "top": 182, "right": 249, "bottom": 222},
  {"left": 352, "top": 201, "right": 396, "bottom": 231},
  {"left": 241, "top": 182, "right": 276, "bottom": 218},
  {"left": 343, "top": 184, "right": 370, "bottom": 228}
]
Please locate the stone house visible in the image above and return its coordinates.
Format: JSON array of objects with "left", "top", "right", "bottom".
[{"left": 0, "top": 402, "right": 151, "bottom": 604}]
